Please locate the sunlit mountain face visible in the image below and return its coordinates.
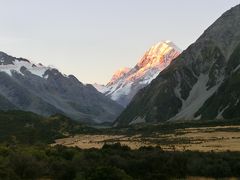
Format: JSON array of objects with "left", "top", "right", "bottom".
[
  {"left": 94, "top": 41, "right": 181, "bottom": 107},
  {"left": 107, "top": 67, "right": 131, "bottom": 86}
]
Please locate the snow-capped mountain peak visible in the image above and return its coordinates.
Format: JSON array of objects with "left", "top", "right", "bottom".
[
  {"left": 107, "top": 67, "right": 131, "bottom": 86},
  {"left": 93, "top": 41, "right": 182, "bottom": 106},
  {"left": 115, "top": 4, "right": 240, "bottom": 126},
  {"left": 0, "top": 51, "right": 63, "bottom": 79},
  {"left": 137, "top": 40, "right": 180, "bottom": 68}
]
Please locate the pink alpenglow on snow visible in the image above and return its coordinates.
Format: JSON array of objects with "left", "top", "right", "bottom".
[{"left": 93, "top": 41, "right": 182, "bottom": 106}]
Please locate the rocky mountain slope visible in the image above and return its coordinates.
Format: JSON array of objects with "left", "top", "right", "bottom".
[
  {"left": 0, "top": 52, "right": 123, "bottom": 123},
  {"left": 115, "top": 4, "right": 240, "bottom": 126},
  {"left": 94, "top": 41, "right": 181, "bottom": 106}
]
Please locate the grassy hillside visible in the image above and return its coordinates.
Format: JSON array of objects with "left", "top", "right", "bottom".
[{"left": 0, "top": 110, "right": 96, "bottom": 145}]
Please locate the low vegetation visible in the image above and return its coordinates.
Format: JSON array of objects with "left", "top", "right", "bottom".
[
  {"left": 0, "top": 143, "right": 240, "bottom": 180},
  {"left": 0, "top": 110, "right": 240, "bottom": 179}
]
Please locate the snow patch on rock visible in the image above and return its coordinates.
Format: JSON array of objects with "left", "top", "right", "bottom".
[
  {"left": 0, "top": 59, "right": 50, "bottom": 78},
  {"left": 93, "top": 83, "right": 109, "bottom": 93},
  {"left": 129, "top": 116, "right": 146, "bottom": 125},
  {"left": 170, "top": 74, "right": 222, "bottom": 121},
  {"left": 217, "top": 105, "right": 230, "bottom": 119}
]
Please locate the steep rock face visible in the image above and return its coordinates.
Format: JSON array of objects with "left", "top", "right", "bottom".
[
  {"left": 94, "top": 41, "right": 181, "bottom": 107},
  {"left": 195, "top": 43, "right": 240, "bottom": 120},
  {"left": 0, "top": 52, "right": 123, "bottom": 123},
  {"left": 115, "top": 4, "right": 240, "bottom": 126}
]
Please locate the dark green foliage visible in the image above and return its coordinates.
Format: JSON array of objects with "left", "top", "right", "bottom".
[
  {"left": 0, "top": 111, "right": 239, "bottom": 179},
  {"left": 0, "top": 144, "right": 239, "bottom": 180},
  {"left": 0, "top": 110, "right": 96, "bottom": 145},
  {"left": 88, "top": 166, "right": 132, "bottom": 180}
]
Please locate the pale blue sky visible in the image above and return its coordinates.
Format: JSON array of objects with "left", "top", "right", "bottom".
[{"left": 0, "top": 0, "right": 239, "bottom": 84}]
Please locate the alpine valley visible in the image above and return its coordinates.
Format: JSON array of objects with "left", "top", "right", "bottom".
[{"left": 1, "top": 3, "right": 240, "bottom": 180}]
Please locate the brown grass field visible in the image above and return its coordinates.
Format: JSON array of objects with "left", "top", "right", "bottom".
[{"left": 53, "top": 125, "right": 240, "bottom": 152}]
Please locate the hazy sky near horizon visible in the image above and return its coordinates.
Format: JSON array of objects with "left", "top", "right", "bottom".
[{"left": 0, "top": 0, "right": 239, "bottom": 84}]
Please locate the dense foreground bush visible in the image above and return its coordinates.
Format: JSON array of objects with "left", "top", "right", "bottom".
[{"left": 0, "top": 143, "right": 239, "bottom": 180}]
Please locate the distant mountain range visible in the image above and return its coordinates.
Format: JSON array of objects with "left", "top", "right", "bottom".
[
  {"left": 0, "top": 52, "right": 123, "bottom": 123},
  {"left": 1, "top": 4, "right": 239, "bottom": 127},
  {"left": 115, "top": 4, "right": 240, "bottom": 126},
  {"left": 94, "top": 41, "right": 181, "bottom": 107}
]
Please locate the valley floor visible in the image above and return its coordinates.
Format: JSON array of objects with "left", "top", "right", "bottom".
[
  {"left": 53, "top": 124, "right": 240, "bottom": 152},
  {"left": 1, "top": 114, "right": 240, "bottom": 179}
]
